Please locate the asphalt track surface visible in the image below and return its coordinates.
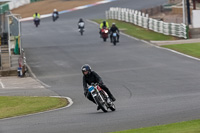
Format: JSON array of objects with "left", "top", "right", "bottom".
[{"left": 1, "top": 0, "right": 200, "bottom": 133}]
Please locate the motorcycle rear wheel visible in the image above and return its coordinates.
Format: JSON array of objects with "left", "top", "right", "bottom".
[{"left": 109, "top": 102, "right": 116, "bottom": 111}]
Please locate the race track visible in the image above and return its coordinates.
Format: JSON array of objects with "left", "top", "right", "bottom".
[{"left": 1, "top": 0, "right": 200, "bottom": 133}]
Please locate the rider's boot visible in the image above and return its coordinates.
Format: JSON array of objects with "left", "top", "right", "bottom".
[
  {"left": 110, "top": 95, "right": 116, "bottom": 102},
  {"left": 97, "top": 105, "right": 101, "bottom": 110}
]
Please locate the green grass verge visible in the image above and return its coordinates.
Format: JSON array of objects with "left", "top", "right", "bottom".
[
  {"left": 93, "top": 19, "right": 178, "bottom": 41},
  {"left": 0, "top": 96, "right": 68, "bottom": 119},
  {"left": 110, "top": 119, "right": 200, "bottom": 133},
  {"left": 161, "top": 42, "right": 200, "bottom": 58}
]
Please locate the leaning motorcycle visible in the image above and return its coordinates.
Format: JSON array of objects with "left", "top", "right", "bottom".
[
  {"left": 34, "top": 18, "right": 40, "bottom": 27},
  {"left": 88, "top": 83, "right": 116, "bottom": 112},
  {"left": 101, "top": 27, "right": 109, "bottom": 42},
  {"left": 78, "top": 22, "right": 85, "bottom": 35}
]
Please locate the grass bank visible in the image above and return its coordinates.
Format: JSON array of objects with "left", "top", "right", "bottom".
[
  {"left": 0, "top": 96, "right": 68, "bottom": 119},
  {"left": 161, "top": 42, "right": 200, "bottom": 58},
  {"left": 110, "top": 119, "right": 200, "bottom": 133},
  {"left": 93, "top": 19, "right": 178, "bottom": 41}
]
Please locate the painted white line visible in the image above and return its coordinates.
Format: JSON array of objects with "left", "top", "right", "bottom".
[
  {"left": 157, "top": 45, "right": 200, "bottom": 61},
  {"left": 0, "top": 96, "right": 73, "bottom": 121},
  {"left": 3, "top": 86, "right": 45, "bottom": 89},
  {"left": 137, "top": 40, "right": 200, "bottom": 62},
  {"left": 51, "top": 96, "right": 73, "bottom": 108},
  {"left": 86, "top": 19, "right": 99, "bottom": 25},
  {"left": 26, "top": 63, "right": 51, "bottom": 88},
  {"left": 0, "top": 79, "right": 5, "bottom": 89},
  {"left": 120, "top": 32, "right": 140, "bottom": 41}
]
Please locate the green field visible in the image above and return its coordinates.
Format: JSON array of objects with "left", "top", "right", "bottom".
[
  {"left": 161, "top": 43, "right": 200, "bottom": 58},
  {"left": 110, "top": 119, "right": 200, "bottom": 133},
  {"left": 93, "top": 19, "right": 178, "bottom": 41},
  {"left": 0, "top": 96, "right": 68, "bottom": 119}
]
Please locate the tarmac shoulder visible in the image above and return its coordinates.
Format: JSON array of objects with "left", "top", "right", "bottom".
[{"left": 0, "top": 76, "right": 58, "bottom": 96}]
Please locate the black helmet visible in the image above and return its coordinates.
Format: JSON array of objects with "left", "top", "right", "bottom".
[
  {"left": 80, "top": 18, "right": 83, "bottom": 21},
  {"left": 81, "top": 64, "right": 91, "bottom": 75}
]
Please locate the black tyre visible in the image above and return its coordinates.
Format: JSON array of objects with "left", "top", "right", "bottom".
[
  {"left": 94, "top": 96, "right": 108, "bottom": 112},
  {"left": 103, "top": 38, "right": 107, "bottom": 42},
  {"left": 113, "top": 37, "right": 116, "bottom": 45},
  {"left": 109, "top": 102, "right": 116, "bottom": 111}
]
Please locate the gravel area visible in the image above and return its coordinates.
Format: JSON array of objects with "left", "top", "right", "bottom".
[{"left": 12, "top": 0, "right": 101, "bottom": 18}]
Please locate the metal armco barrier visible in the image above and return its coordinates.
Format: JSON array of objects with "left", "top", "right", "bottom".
[{"left": 106, "top": 7, "right": 189, "bottom": 39}]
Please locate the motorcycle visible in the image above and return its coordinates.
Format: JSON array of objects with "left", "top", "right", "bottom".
[
  {"left": 101, "top": 27, "right": 109, "bottom": 42},
  {"left": 78, "top": 22, "right": 85, "bottom": 35},
  {"left": 111, "top": 32, "right": 118, "bottom": 46},
  {"left": 52, "top": 13, "right": 58, "bottom": 22},
  {"left": 34, "top": 18, "right": 40, "bottom": 27},
  {"left": 88, "top": 83, "right": 116, "bottom": 112}
]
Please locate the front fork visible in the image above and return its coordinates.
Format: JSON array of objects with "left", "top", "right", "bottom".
[{"left": 100, "top": 90, "right": 112, "bottom": 105}]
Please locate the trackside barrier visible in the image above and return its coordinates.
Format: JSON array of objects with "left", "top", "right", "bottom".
[{"left": 106, "top": 7, "right": 188, "bottom": 39}]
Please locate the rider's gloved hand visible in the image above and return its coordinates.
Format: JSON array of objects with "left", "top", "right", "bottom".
[{"left": 98, "top": 82, "right": 103, "bottom": 86}]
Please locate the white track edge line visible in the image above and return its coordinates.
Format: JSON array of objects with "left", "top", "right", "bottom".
[
  {"left": 0, "top": 79, "right": 5, "bottom": 89},
  {"left": 0, "top": 96, "right": 73, "bottom": 121},
  {"left": 26, "top": 63, "right": 51, "bottom": 88}
]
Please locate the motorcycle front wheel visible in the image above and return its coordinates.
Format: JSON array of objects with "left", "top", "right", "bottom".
[{"left": 94, "top": 96, "right": 108, "bottom": 112}]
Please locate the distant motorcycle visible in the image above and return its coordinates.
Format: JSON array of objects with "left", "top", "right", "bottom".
[
  {"left": 34, "top": 18, "right": 40, "bottom": 27},
  {"left": 52, "top": 13, "right": 58, "bottom": 22},
  {"left": 101, "top": 27, "right": 109, "bottom": 42},
  {"left": 111, "top": 32, "right": 118, "bottom": 46},
  {"left": 88, "top": 83, "right": 116, "bottom": 112},
  {"left": 78, "top": 22, "right": 85, "bottom": 35}
]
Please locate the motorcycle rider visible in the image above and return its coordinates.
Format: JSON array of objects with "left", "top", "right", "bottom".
[
  {"left": 33, "top": 12, "right": 40, "bottom": 24},
  {"left": 52, "top": 9, "right": 59, "bottom": 20},
  {"left": 78, "top": 18, "right": 85, "bottom": 30},
  {"left": 81, "top": 64, "right": 116, "bottom": 110},
  {"left": 110, "top": 23, "right": 120, "bottom": 42},
  {"left": 99, "top": 20, "right": 109, "bottom": 37}
]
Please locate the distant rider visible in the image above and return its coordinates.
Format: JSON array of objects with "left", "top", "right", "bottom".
[
  {"left": 78, "top": 18, "right": 85, "bottom": 30},
  {"left": 110, "top": 23, "right": 120, "bottom": 42},
  {"left": 33, "top": 12, "right": 40, "bottom": 24},
  {"left": 99, "top": 20, "right": 109, "bottom": 37},
  {"left": 52, "top": 9, "right": 59, "bottom": 19},
  {"left": 33, "top": 12, "right": 40, "bottom": 20},
  {"left": 81, "top": 64, "right": 116, "bottom": 110}
]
